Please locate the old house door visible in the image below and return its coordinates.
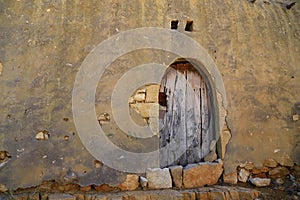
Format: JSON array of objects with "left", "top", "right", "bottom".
[{"left": 159, "top": 59, "right": 213, "bottom": 167}]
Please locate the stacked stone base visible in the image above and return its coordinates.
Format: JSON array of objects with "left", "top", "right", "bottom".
[{"left": 7, "top": 186, "right": 260, "bottom": 200}]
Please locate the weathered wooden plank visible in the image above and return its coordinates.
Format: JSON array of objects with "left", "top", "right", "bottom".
[
  {"left": 159, "top": 67, "right": 177, "bottom": 167},
  {"left": 174, "top": 64, "right": 187, "bottom": 165},
  {"left": 186, "top": 70, "right": 202, "bottom": 163},
  {"left": 186, "top": 68, "right": 196, "bottom": 163},
  {"left": 200, "top": 77, "right": 210, "bottom": 157}
]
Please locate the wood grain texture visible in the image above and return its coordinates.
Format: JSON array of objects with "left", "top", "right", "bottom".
[{"left": 159, "top": 61, "right": 212, "bottom": 167}]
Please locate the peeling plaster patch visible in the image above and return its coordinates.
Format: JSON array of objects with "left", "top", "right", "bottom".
[
  {"left": 94, "top": 160, "right": 103, "bottom": 168},
  {"left": 35, "top": 130, "right": 50, "bottom": 140},
  {"left": 98, "top": 113, "right": 110, "bottom": 125},
  {"left": 64, "top": 135, "right": 69, "bottom": 141},
  {"left": 274, "top": 149, "right": 281, "bottom": 153}
]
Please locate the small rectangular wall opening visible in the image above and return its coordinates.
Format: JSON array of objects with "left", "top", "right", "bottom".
[
  {"left": 185, "top": 20, "right": 193, "bottom": 32},
  {"left": 171, "top": 19, "right": 179, "bottom": 29}
]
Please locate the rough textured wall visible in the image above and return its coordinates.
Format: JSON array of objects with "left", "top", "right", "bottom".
[{"left": 0, "top": 0, "right": 299, "bottom": 190}]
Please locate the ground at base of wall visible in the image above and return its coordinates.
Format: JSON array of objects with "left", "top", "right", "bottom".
[
  {"left": 235, "top": 168, "right": 300, "bottom": 200},
  {"left": 1, "top": 185, "right": 259, "bottom": 200},
  {"left": 1, "top": 181, "right": 300, "bottom": 200}
]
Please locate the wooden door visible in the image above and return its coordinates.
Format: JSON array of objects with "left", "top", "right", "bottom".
[{"left": 159, "top": 60, "right": 212, "bottom": 167}]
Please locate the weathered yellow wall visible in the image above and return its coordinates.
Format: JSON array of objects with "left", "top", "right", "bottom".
[{"left": 0, "top": 0, "right": 299, "bottom": 189}]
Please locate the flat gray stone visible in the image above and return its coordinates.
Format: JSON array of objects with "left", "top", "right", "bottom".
[
  {"left": 238, "top": 168, "right": 250, "bottom": 183},
  {"left": 139, "top": 176, "right": 148, "bottom": 188},
  {"left": 146, "top": 168, "right": 172, "bottom": 189},
  {"left": 249, "top": 177, "right": 271, "bottom": 187}
]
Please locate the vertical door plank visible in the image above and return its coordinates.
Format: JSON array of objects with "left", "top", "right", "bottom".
[
  {"left": 186, "top": 67, "right": 197, "bottom": 163},
  {"left": 169, "top": 64, "right": 187, "bottom": 165},
  {"left": 159, "top": 67, "right": 177, "bottom": 167},
  {"left": 188, "top": 68, "right": 202, "bottom": 163},
  {"left": 200, "top": 77, "right": 210, "bottom": 157},
  {"left": 158, "top": 69, "right": 168, "bottom": 167}
]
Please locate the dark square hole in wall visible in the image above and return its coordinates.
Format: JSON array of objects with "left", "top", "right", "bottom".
[
  {"left": 171, "top": 19, "right": 179, "bottom": 29},
  {"left": 185, "top": 20, "right": 193, "bottom": 32}
]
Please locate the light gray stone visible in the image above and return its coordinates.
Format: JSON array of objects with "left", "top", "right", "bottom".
[
  {"left": 238, "top": 168, "right": 250, "bottom": 183},
  {"left": 139, "top": 176, "right": 148, "bottom": 188},
  {"left": 133, "top": 93, "right": 146, "bottom": 101},
  {"left": 249, "top": 177, "right": 271, "bottom": 187},
  {"left": 146, "top": 168, "right": 172, "bottom": 189},
  {"left": 35, "top": 131, "right": 49, "bottom": 140}
]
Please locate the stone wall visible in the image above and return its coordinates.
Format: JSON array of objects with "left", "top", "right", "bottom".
[
  {"left": 129, "top": 84, "right": 160, "bottom": 135},
  {"left": 0, "top": 0, "right": 299, "bottom": 191}
]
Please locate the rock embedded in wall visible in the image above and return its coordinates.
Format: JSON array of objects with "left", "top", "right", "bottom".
[
  {"left": 238, "top": 168, "right": 250, "bottom": 183},
  {"left": 146, "top": 168, "right": 172, "bottom": 189},
  {"left": 133, "top": 93, "right": 146, "bottom": 102},
  {"left": 139, "top": 176, "right": 148, "bottom": 188},
  {"left": 223, "top": 171, "right": 238, "bottom": 184},
  {"left": 118, "top": 174, "right": 139, "bottom": 191},
  {"left": 217, "top": 125, "right": 232, "bottom": 159},
  {"left": 79, "top": 185, "right": 92, "bottom": 192},
  {"left": 268, "top": 166, "right": 290, "bottom": 178},
  {"left": 169, "top": 165, "right": 183, "bottom": 188},
  {"left": 98, "top": 113, "right": 111, "bottom": 125},
  {"left": 145, "top": 84, "right": 160, "bottom": 103},
  {"left": 183, "top": 160, "right": 223, "bottom": 188},
  {"left": 130, "top": 103, "right": 158, "bottom": 119},
  {"left": 94, "top": 184, "right": 116, "bottom": 192},
  {"left": 256, "top": 166, "right": 269, "bottom": 172},
  {"left": 276, "top": 153, "right": 294, "bottom": 167},
  {"left": 204, "top": 150, "right": 218, "bottom": 162},
  {"left": 35, "top": 130, "right": 50, "bottom": 140},
  {"left": 239, "top": 162, "right": 255, "bottom": 171},
  {"left": 263, "top": 158, "right": 278, "bottom": 168},
  {"left": 249, "top": 177, "right": 271, "bottom": 187}
]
